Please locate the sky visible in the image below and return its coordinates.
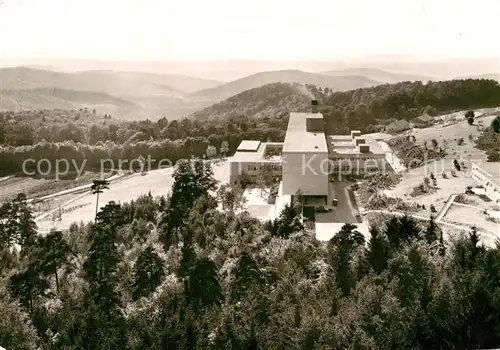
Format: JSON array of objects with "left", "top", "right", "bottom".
[{"left": 0, "top": 0, "right": 499, "bottom": 62}]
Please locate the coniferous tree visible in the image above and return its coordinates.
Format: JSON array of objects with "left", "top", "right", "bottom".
[
  {"left": 36, "top": 231, "right": 72, "bottom": 294},
  {"left": 328, "top": 224, "right": 364, "bottom": 296},
  {"left": 366, "top": 226, "right": 390, "bottom": 274},
  {"left": 492, "top": 116, "right": 500, "bottom": 133},
  {"left": 133, "top": 246, "right": 165, "bottom": 299},
  {"left": 9, "top": 264, "right": 49, "bottom": 314},
  {"left": 162, "top": 159, "right": 217, "bottom": 249},
  {"left": 13, "top": 193, "right": 38, "bottom": 255},
  {"left": 230, "top": 252, "right": 264, "bottom": 302},
  {"left": 385, "top": 216, "right": 402, "bottom": 248},
  {"left": 0, "top": 201, "right": 17, "bottom": 248},
  {"left": 91, "top": 179, "right": 110, "bottom": 221},
  {"left": 425, "top": 215, "right": 438, "bottom": 245},
  {"left": 185, "top": 258, "right": 223, "bottom": 311}
]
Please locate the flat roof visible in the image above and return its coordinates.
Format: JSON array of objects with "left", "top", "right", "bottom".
[
  {"left": 231, "top": 142, "right": 284, "bottom": 162},
  {"left": 475, "top": 162, "right": 500, "bottom": 188},
  {"left": 327, "top": 135, "right": 385, "bottom": 155},
  {"left": 477, "top": 162, "right": 500, "bottom": 177},
  {"left": 282, "top": 113, "right": 328, "bottom": 153},
  {"left": 237, "top": 140, "right": 261, "bottom": 152}
]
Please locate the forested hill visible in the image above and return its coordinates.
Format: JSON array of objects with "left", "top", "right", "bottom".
[
  {"left": 3, "top": 158, "right": 500, "bottom": 349},
  {"left": 190, "top": 82, "right": 311, "bottom": 120},
  {"left": 190, "top": 78, "right": 500, "bottom": 131},
  {"left": 311, "top": 78, "right": 500, "bottom": 134}
]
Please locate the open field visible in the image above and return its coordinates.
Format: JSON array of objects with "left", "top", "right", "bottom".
[
  {"left": 410, "top": 115, "right": 497, "bottom": 152},
  {"left": 384, "top": 116, "right": 497, "bottom": 216},
  {"left": 442, "top": 203, "right": 499, "bottom": 237},
  {"left": 0, "top": 171, "right": 116, "bottom": 203},
  {"left": 36, "top": 161, "right": 230, "bottom": 233}
]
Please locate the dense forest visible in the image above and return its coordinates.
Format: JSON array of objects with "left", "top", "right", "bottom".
[
  {"left": 1, "top": 159, "right": 500, "bottom": 349},
  {"left": 0, "top": 109, "right": 288, "bottom": 176},
  {"left": 1, "top": 79, "right": 500, "bottom": 176}
]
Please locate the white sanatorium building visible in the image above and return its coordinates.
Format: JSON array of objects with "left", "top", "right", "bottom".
[
  {"left": 471, "top": 162, "right": 500, "bottom": 203},
  {"left": 229, "top": 100, "right": 390, "bottom": 205}
]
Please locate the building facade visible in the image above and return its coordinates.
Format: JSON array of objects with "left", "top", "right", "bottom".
[
  {"left": 229, "top": 100, "right": 393, "bottom": 206},
  {"left": 228, "top": 141, "right": 283, "bottom": 186},
  {"left": 471, "top": 162, "right": 500, "bottom": 203}
]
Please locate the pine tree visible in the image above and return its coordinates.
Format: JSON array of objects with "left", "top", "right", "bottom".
[
  {"left": 328, "top": 224, "right": 364, "bottom": 296},
  {"left": 133, "top": 246, "right": 165, "bottom": 299},
  {"left": 385, "top": 216, "right": 402, "bottom": 248},
  {"left": 366, "top": 226, "right": 390, "bottom": 274},
  {"left": 13, "top": 193, "right": 38, "bottom": 255},
  {"left": 36, "top": 231, "right": 72, "bottom": 294},
  {"left": 91, "top": 179, "right": 110, "bottom": 221},
  {"left": 425, "top": 215, "right": 438, "bottom": 245},
  {"left": 9, "top": 263, "right": 49, "bottom": 314},
  {"left": 230, "top": 252, "right": 264, "bottom": 302},
  {"left": 185, "top": 258, "right": 223, "bottom": 311}
]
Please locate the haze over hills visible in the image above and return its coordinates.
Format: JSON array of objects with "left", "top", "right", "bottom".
[
  {"left": 321, "top": 68, "right": 434, "bottom": 84},
  {"left": 0, "top": 67, "right": 221, "bottom": 97},
  {"left": 2, "top": 57, "right": 498, "bottom": 81},
  {"left": 0, "top": 66, "right": 382, "bottom": 119},
  {"left": 0, "top": 88, "right": 138, "bottom": 111},
  {"left": 189, "top": 69, "right": 380, "bottom": 102},
  {"left": 461, "top": 73, "right": 500, "bottom": 81},
  {"left": 1, "top": 61, "right": 499, "bottom": 120},
  {"left": 0, "top": 67, "right": 224, "bottom": 119}
]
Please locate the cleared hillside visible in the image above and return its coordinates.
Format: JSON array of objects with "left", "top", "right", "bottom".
[
  {"left": 189, "top": 69, "right": 380, "bottom": 101},
  {"left": 322, "top": 68, "right": 433, "bottom": 84},
  {"left": 0, "top": 88, "right": 137, "bottom": 112},
  {"left": 0, "top": 67, "right": 186, "bottom": 97},
  {"left": 190, "top": 82, "right": 311, "bottom": 120},
  {"left": 96, "top": 71, "right": 222, "bottom": 93}
]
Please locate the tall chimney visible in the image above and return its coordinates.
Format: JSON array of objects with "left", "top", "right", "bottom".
[{"left": 311, "top": 100, "right": 318, "bottom": 113}]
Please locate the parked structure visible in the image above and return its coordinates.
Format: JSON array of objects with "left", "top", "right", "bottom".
[
  {"left": 385, "top": 119, "right": 410, "bottom": 133},
  {"left": 409, "top": 114, "right": 435, "bottom": 128},
  {"left": 471, "top": 162, "right": 500, "bottom": 203}
]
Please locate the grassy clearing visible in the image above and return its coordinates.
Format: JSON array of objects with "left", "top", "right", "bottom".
[
  {"left": 383, "top": 117, "right": 497, "bottom": 217},
  {"left": 443, "top": 203, "right": 499, "bottom": 236},
  {"left": 35, "top": 161, "right": 231, "bottom": 233},
  {"left": 0, "top": 171, "right": 117, "bottom": 203}
]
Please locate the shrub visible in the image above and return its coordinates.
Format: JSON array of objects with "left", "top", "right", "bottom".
[{"left": 455, "top": 194, "right": 469, "bottom": 204}]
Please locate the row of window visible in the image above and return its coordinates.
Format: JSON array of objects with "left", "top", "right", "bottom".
[
  {"left": 247, "top": 163, "right": 281, "bottom": 172},
  {"left": 473, "top": 166, "right": 491, "bottom": 179},
  {"left": 331, "top": 156, "right": 380, "bottom": 161},
  {"left": 333, "top": 166, "right": 380, "bottom": 171}
]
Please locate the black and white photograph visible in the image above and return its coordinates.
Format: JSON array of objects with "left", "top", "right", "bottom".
[{"left": 1, "top": 0, "right": 500, "bottom": 349}]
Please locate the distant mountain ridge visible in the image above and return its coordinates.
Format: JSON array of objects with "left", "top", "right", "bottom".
[
  {"left": 321, "top": 68, "right": 434, "bottom": 84},
  {"left": 0, "top": 88, "right": 136, "bottom": 112},
  {"left": 1, "top": 65, "right": 498, "bottom": 121},
  {"left": 189, "top": 69, "right": 381, "bottom": 102},
  {"left": 0, "top": 67, "right": 223, "bottom": 119},
  {"left": 0, "top": 67, "right": 222, "bottom": 97},
  {"left": 460, "top": 73, "right": 500, "bottom": 81}
]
